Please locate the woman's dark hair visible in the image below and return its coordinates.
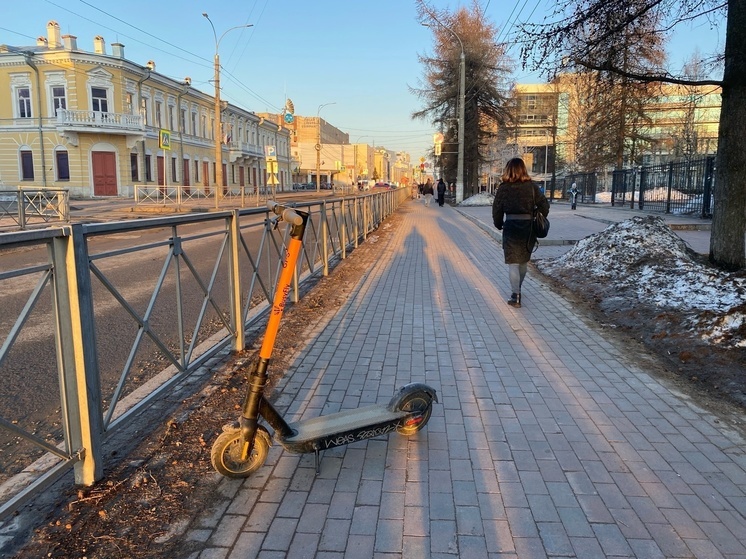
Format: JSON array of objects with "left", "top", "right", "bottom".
[{"left": 501, "top": 158, "right": 532, "bottom": 183}]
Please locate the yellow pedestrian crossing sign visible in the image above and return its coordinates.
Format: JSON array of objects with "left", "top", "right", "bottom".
[{"left": 159, "top": 129, "right": 171, "bottom": 150}]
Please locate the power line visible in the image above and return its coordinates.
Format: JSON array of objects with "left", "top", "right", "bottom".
[
  {"left": 76, "top": 0, "right": 208, "bottom": 64},
  {"left": 41, "top": 0, "right": 212, "bottom": 69}
]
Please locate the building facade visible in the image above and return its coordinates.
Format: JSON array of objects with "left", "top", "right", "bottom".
[
  {"left": 483, "top": 78, "right": 722, "bottom": 186},
  {"left": 0, "top": 21, "right": 291, "bottom": 197}
]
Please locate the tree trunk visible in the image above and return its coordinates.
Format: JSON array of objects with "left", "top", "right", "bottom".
[{"left": 712, "top": 0, "right": 746, "bottom": 270}]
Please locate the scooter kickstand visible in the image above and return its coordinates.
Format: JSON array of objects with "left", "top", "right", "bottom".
[{"left": 314, "top": 447, "right": 321, "bottom": 475}]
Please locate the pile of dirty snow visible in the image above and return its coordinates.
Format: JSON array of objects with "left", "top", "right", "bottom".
[
  {"left": 458, "top": 192, "right": 494, "bottom": 206},
  {"left": 536, "top": 216, "right": 746, "bottom": 347}
]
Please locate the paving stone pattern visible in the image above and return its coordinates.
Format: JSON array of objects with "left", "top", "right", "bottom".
[{"left": 185, "top": 200, "right": 746, "bottom": 559}]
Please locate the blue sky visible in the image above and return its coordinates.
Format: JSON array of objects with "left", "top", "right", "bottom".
[{"left": 1, "top": 1, "right": 724, "bottom": 162}]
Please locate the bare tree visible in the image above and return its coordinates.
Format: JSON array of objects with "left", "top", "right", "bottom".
[
  {"left": 518, "top": 0, "right": 743, "bottom": 271},
  {"left": 412, "top": 0, "right": 513, "bottom": 197}
]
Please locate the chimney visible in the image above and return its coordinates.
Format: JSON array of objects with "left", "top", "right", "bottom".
[
  {"left": 62, "top": 34, "right": 77, "bottom": 51},
  {"left": 47, "top": 21, "right": 61, "bottom": 48},
  {"left": 93, "top": 35, "right": 106, "bottom": 55},
  {"left": 111, "top": 42, "right": 125, "bottom": 59},
  {"left": 37, "top": 36, "right": 48, "bottom": 48}
]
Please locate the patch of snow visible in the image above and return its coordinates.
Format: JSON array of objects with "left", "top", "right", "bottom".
[
  {"left": 458, "top": 193, "right": 494, "bottom": 206},
  {"left": 536, "top": 215, "right": 746, "bottom": 347}
]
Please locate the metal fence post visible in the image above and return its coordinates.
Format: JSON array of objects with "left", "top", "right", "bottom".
[
  {"left": 354, "top": 198, "right": 360, "bottom": 248},
  {"left": 18, "top": 190, "right": 26, "bottom": 230},
  {"left": 639, "top": 167, "right": 646, "bottom": 210},
  {"left": 228, "top": 210, "right": 244, "bottom": 351},
  {"left": 321, "top": 200, "right": 329, "bottom": 276},
  {"left": 666, "top": 162, "right": 674, "bottom": 214},
  {"left": 340, "top": 199, "right": 347, "bottom": 260},
  {"left": 703, "top": 156, "right": 715, "bottom": 218},
  {"left": 52, "top": 225, "right": 104, "bottom": 485}
]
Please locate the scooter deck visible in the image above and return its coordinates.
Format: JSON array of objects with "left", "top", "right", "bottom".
[{"left": 281, "top": 404, "right": 407, "bottom": 452}]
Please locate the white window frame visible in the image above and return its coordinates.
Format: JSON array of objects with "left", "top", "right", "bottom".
[
  {"left": 87, "top": 68, "right": 114, "bottom": 114},
  {"left": 10, "top": 74, "right": 33, "bottom": 119},
  {"left": 45, "top": 72, "right": 68, "bottom": 118}
]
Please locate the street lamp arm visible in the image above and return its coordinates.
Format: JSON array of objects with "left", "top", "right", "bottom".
[
  {"left": 203, "top": 13, "right": 252, "bottom": 51},
  {"left": 202, "top": 13, "right": 217, "bottom": 46},
  {"left": 217, "top": 24, "right": 254, "bottom": 49}
]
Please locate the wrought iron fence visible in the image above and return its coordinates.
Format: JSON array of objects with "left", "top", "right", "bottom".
[
  {"left": 0, "top": 188, "right": 409, "bottom": 519},
  {"left": 611, "top": 156, "right": 715, "bottom": 218}
]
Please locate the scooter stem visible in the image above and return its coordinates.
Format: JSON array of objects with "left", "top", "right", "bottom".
[{"left": 260, "top": 233, "right": 304, "bottom": 359}]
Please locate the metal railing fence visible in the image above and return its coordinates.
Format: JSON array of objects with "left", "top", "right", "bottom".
[
  {"left": 0, "top": 187, "right": 410, "bottom": 519},
  {"left": 0, "top": 188, "right": 70, "bottom": 230},
  {"left": 611, "top": 156, "right": 715, "bottom": 218}
]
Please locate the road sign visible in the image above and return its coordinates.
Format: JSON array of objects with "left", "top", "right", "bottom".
[
  {"left": 159, "top": 130, "right": 171, "bottom": 150},
  {"left": 265, "top": 145, "right": 277, "bottom": 160},
  {"left": 433, "top": 132, "right": 444, "bottom": 144}
]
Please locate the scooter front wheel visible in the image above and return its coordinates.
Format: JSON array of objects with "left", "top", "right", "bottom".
[
  {"left": 395, "top": 392, "right": 434, "bottom": 436},
  {"left": 211, "top": 425, "right": 271, "bottom": 478}
]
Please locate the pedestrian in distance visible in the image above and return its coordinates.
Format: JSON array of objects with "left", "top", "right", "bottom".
[
  {"left": 492, "top": 157, "right": 550, "bottom": 308},
  {"left": 569, "top": 181, "right": 578, "bottom": 210},
  {"left": 436, "top": 178, "right": 446, "bottom": 207},
  {"left": 423, "top": 178, "right": 434, "bottom": 206}
]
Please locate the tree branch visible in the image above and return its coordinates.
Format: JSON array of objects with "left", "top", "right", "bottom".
[{"left": 572, "top": 58, "right": 724, "bottom": 86}]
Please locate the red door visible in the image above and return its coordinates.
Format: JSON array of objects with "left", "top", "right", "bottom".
[
  {"left": 202, "top": 161, "right": 210, "bottom": 194},
  {"left": 239, "top": 166, "right": 245, "bottom": 188},
  {"left": 92, "top": 151, "right": 117, "bottom": 196},
  {"left": 157, "top": 156, "right": 165, "bottom": 186},
  {"left": 183, "top": 159, "right": 190, "bottom": 194}
]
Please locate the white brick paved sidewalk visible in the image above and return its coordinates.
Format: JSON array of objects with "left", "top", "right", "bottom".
[{"left": 185, "top": 200, "right": 746, "bottom": 559}]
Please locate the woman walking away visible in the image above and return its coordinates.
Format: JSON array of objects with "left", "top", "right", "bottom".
[{"left": 492, "top": 158, "right": 549, "bottom": 308}]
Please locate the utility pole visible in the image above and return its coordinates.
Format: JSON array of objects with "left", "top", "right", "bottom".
[
  {"left": 202, "top": 13, "right": 252, "bottom": 209},
  {"left": 316, "top": 102, "right": 335, "bottom": 192}
]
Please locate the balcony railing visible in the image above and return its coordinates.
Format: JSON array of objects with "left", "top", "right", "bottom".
[
  {"left": 228, "top": 140, "right": 264, "bottom": 162},
  {"left": 56, "top": 109, "right": 144, "bottom": 133}
]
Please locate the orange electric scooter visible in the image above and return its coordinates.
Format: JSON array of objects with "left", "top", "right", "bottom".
[{"left": 211, "top": 201, "right": 438, "bottom": 477}]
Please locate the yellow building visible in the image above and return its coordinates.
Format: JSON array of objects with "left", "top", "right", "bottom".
[{"left": 0, "top": 21, "right": 290, "bottom": 197}]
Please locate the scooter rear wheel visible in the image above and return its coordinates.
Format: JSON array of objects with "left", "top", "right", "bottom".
[
  {"left": 395, "top": 392, "right": 434, "bottom": 436},
  {"left": 211, "top": 425, "right": 271, "bottom": 478}
]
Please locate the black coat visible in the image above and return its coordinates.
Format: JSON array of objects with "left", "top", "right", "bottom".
[{"left": 492, "top": 181, "right": 549, "bottom": 264}]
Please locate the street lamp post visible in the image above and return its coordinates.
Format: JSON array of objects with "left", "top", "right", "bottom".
[
  {"left": 424, "top": 20, "right": 465, "bottom": 203},
  {"left": 203, "top": 13, "right": 252, "bottom": 208},
  {"left": 316, "top": 102, "right": 336, "bottom": 192}
]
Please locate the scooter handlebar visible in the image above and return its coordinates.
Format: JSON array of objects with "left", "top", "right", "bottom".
[{"left": 267, "top": 201, "right": 303, "bottom": 226}]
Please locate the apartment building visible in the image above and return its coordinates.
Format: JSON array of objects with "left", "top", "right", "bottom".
[
  {"left": 483, "top": 78, "right": 721, "bottom": 186},
  {"left": 0, "top": 21, "right": 290, "bottom": 197}
]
